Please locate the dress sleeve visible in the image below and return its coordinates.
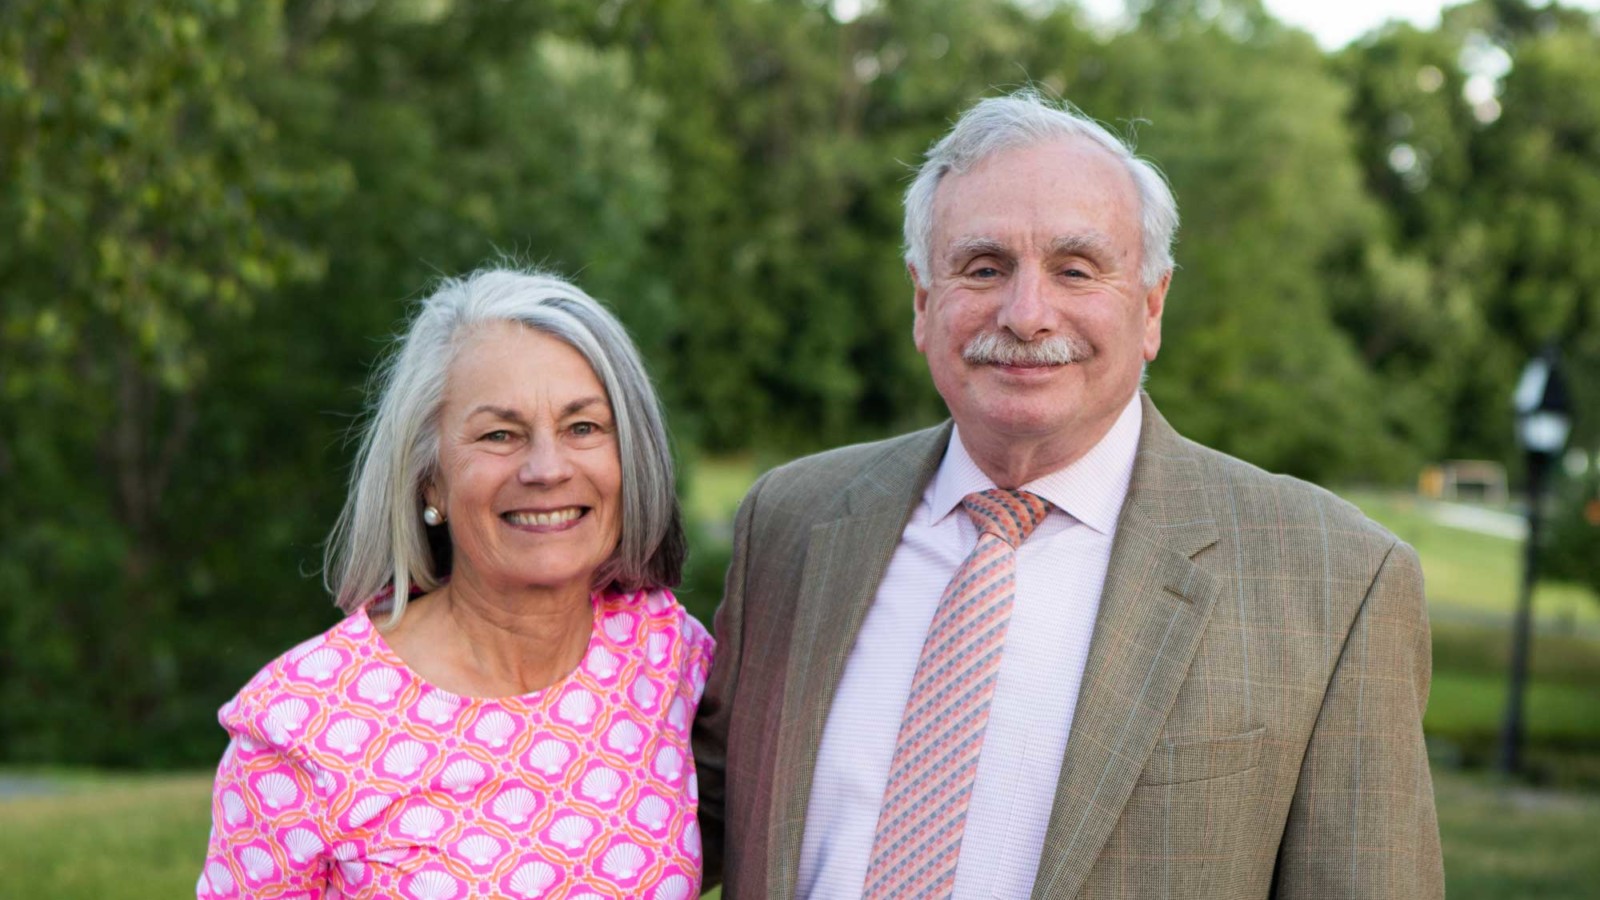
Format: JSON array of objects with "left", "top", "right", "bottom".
[
  {"left": 198, "top": 689, "right": 332, "bottom": 898},
  {"left": 679, "top": 600, "right": 717, "bottom": 706}
]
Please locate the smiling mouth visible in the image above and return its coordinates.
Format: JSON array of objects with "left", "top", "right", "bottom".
[{"left": 502, "top": 507, "right": 586, "bottom": 528}]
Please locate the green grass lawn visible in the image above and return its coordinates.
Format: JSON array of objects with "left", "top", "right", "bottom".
[
  {"left": 2, "top": 768, "right": 1594, "bottom": 899},
  {"left": 1342, "top": 490, "right": 1600, "bottom": 629},
  {"left": 0, "top": 771, "right": 214, "bottom": 898},
  {"left": 1435, "top": 767, "right": 1600, "bottom": 899}
]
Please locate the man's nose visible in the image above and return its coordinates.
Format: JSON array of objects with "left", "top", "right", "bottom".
[{"left": 997, "top": 267, "right": 1054, "bottom": 341}]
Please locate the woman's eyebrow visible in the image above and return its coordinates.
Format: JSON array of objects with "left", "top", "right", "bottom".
[
  {"left": 560, "top": 396, "right": 609, "bottom": 417},
  {"left": 467, "top": 404, "right": 525, "bottom": 423}
]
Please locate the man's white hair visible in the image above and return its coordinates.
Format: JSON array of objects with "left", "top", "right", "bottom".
[{"left": 903, "top": 89, "right": 1178, "bottom": 289}]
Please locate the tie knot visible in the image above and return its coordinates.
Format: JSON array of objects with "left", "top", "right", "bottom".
[{"left": 961, "top": 489, "right": 1051, "bottom": 548}]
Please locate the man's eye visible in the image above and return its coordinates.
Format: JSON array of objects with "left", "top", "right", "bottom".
[{"left": 969, "top": 266, "right": 1002, "bottom": 279}]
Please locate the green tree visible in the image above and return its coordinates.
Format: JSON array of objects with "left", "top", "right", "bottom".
[{"left": 0, "top": 0, "right": 341, "bottom": 763}]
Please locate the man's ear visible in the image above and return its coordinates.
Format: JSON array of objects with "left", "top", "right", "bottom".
[
  {"left": 1141, "top": 270, "right": 1171, "bottom": 362},
  {"left": 911, "top": 261, "right": 930, "bottom": 354}
]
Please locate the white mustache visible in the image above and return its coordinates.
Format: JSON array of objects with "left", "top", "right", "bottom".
[{"left": 962, "top": 331, "right": 1089, "bottom": 366}]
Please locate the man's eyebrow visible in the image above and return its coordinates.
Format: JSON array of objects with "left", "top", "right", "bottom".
[
  {"left": 1048, "top": 232, "right": 1114, "bottom": 257},
  {"left": 945, "top": 236, "right": 1012, "bottom": 263}
]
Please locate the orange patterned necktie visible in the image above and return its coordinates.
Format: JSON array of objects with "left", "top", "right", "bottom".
[{"left": 861, "top": 488, "right": 1051, "bottom": 899}]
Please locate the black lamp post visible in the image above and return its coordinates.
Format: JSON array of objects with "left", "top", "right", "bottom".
[{"left": 1497, "top": 345, "right": 1572, "bottom": 775}]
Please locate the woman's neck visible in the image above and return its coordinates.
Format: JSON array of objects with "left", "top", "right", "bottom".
[{"left": 383, "top": 576, "right": 595, "bottom": 698}]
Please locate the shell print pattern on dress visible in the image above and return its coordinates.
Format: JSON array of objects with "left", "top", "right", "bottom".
[
  {"left": 525, "top": 738, "right": 573, "bottom": 777},
  {"left": 604, "top": 719, "right": 644, "bottom": 756},
  {"left": 405, "top": 869, "right": 460, "bottom": 900},
  {"left": 282, "top": 828, "right": 323, "bottom": 863},
  {"left": 505, "top": 860, "right": 557, "bottom": 898},
  {"left": 546, "top": 813, "right": 597, "bottom": 851},
  {"left": 583, "top": 646, "right": 619, "bottom": 680},
  {"left": 237, "top": 845, "right": 276, "bottom": 882},
  {"left": 204, "top": 862, "right": 235, "bottom": 894},
  {"left": 652, "top": 874, "right": 692, "bottom": 900},
  {"left": 555, "top": 688, "right": 597, "bottom": 726},
  {"left": 252, "top": 772, "right": 298, "bottom": 810},
  {"left": 472, "top": 710, "right": 516, "bottom": 748},
  {"left": 438, "top": 757, "right": 487, "bottom": 795},
  {"left": 631, "top": 793, "right": 671, "bottom": 832},
  {"left": 600, "top": 841, "right": 647, "bottom": 880},
  {"left": 381, "top": 740, "right": 429, "bottom": 778},
  {"left": 355, "top": 667, "right": 402, "bottom": 704},
  {"left": 323, "top": 718, "right": 371, "bottom": 757},
  {"left": 398, "top": 806, "right": 446, "bottom": 840},
  {"left": 414, "top": 690, "right": 462, "bottom": 726},
  {"left": 578, "top": 766, "right": 623, "bottom": 804},
  {"left": 295, "top": 647, "right": 344, "bottom": 683},
  {"left": 200, "top": 589, "right": 715, "bottom": 898},
  {"left": 457, "top": 832, "right": 503, "bottom": 868},
  {"left": 489, "top": 787, "right": 539, "bottom": 826}
]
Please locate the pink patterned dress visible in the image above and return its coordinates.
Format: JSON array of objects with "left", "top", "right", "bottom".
[{"left": 197, "top": 589, "right": 713, "bottom": 899}]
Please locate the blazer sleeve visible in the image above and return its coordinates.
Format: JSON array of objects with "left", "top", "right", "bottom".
[
  {"left": 692, "top": 470, "right": 767, "bottom": 890},
  {"left": 1273, "top": 540, "right": 1445, "bottom": 898}
]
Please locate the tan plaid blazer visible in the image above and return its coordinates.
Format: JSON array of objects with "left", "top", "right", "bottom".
[{"left": 693, "top": 394, "right": 1444, "bottom": 899}]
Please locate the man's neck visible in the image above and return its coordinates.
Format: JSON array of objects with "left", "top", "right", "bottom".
[{"left": 956, "top": 395, "right": 1139, "bottom": 489}]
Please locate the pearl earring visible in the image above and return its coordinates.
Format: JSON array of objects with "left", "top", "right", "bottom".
[{"left": 422, "top": 505, "right": 444, "bottom": 526}]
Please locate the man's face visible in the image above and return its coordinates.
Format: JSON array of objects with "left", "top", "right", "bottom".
[{"left": 913, "top": 137, "right": 1169, "bottom": 471}]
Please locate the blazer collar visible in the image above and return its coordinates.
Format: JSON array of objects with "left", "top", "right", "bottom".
[
  {"left": 1030, "top": 393, "right": 1223, "bottom": 899},
  {"left": 767, "top": 423, "right": 951, "bottom": 900}
]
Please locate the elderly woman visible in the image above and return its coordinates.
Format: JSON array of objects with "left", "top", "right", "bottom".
[{"left": 198, "top": 269, "right": 712, "bottom": 899}]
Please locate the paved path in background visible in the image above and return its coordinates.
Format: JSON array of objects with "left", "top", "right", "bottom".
[
  {"left": 0, "top": 774, "right": 63, "bottom": 800},
  {"left": 1427, "top": 500, "right": 1528, "bottom": 540}
]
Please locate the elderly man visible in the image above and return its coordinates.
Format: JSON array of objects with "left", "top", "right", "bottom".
[{"left": 694, "top": 91, "right": 1443, "bottom": 899}]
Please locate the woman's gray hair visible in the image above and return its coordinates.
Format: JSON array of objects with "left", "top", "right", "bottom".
[
  {"left": 903, "top": 89, "right": 1179, "bottom": 289},
  {"left": 324, "top": 268, "right": 684, "bottom": 625}
]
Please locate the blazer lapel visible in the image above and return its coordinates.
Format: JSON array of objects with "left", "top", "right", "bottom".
[
  {"left": 1031, "top": 396, "right": 1223, "bottom": 900},
  {"left": 766, "top": 424, "right": 953, "bottom": 900}
]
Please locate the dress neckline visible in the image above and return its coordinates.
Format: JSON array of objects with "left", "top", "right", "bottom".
[{"left": 356, "top": 594, "right": 606, "bottom": 707}]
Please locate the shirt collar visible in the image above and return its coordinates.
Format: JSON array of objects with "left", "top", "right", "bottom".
[{"left": 927, "top": 393, "right": 1143, "bottom": 536}]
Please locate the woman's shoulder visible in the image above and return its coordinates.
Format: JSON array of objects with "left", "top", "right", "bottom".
[
  {"left": 595, "top": 589, "right": 713, "bottom": 698},
  {"left": 597, "top": 588, "right": 710, "bottom": 641},
  {"left": 219, "top": 610, "right": 381, "bottom": 731}
]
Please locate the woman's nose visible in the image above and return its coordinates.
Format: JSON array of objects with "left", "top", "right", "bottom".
[{"left": 518, "top": 437, "right": 575, "bottom": 484}]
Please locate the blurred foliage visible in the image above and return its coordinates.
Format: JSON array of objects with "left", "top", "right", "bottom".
[
  {"left": 1, "top": 0, "right": 1599, "bottom": 766},
  {"left": 1545, "top": 471, "right": 1600, "bottom": 595}
]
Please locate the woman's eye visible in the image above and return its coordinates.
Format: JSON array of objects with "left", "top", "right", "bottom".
[
  {"left": 571, "top": 422, "right": 598, "bottom": 437},
  {"left": 482, "top": 430, "right": 512, "bottom": 442}
]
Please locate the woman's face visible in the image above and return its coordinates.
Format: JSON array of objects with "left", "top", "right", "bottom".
[{"left": 425, "top": 323, "right": 623, "bottom": 600}]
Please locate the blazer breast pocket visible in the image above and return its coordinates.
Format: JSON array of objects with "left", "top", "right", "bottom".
[{"left": 1136, "top": 725, "right": 1265, "bottom": 786}]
